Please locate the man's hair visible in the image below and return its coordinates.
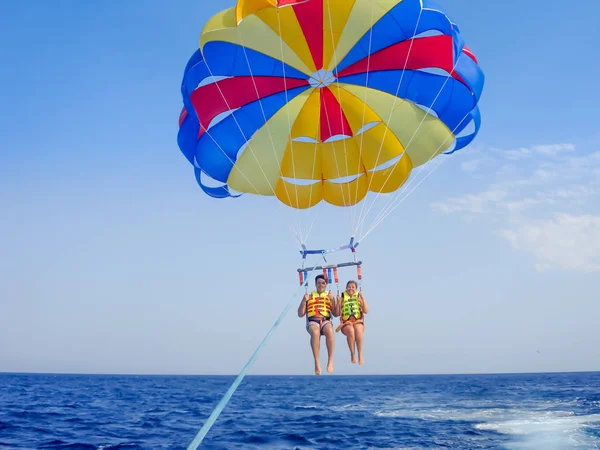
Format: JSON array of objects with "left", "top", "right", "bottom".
[{"left": 315, "top": 274, "right": 326, "bottom": 284}]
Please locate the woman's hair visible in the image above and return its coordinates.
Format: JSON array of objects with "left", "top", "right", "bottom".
[{"left": 346, "top": 280, "right": 358, "bottom": 288}]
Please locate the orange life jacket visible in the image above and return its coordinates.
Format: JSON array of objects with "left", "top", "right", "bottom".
[{"left": 306, "top": 290, "right": 332, "bottom": 318}]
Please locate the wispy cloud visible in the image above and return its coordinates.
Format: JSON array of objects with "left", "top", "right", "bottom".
[
  {"left": 532, "top": 143, "right": 576, "bottom": 155},
  {"left": 432, "top": 142, "right": 600, "bottom": 272},
  {"left": 499, "top": 214, "right": 600, "bottom": 272},
  {"left": 433, "top": 189, "right": 508, "bottom": 215},
  {"left": 490, "top": 143, "right": 576, "bottom": 161},
  {"left": 460, "top": 159, "right": 486, "bottom": 172}
]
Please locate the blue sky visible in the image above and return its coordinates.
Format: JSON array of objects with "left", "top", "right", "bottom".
[{"left": 1, "top": 0, "right": 599, "bottom": 376}]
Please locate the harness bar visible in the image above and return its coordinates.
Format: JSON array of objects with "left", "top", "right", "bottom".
[
  {"left": 297, "top": 261, "right": 362, "bottom": 273},
  {"left": 299, "top": 237, "right": 359, "bottom": 259}
]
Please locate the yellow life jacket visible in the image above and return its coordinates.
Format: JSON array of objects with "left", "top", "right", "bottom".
[
  {"left": 341, "top": 291, "right": 362, "bottom": 321},
  {"left": 306, "top": 291, "right": 332, "bottom": 318}
]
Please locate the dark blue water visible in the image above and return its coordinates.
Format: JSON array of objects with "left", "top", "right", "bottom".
[{"left": 1, "top": 372, "right": 599, "bottom": 449}]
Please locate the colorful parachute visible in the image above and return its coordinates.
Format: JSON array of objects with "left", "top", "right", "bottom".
[{"left": 177, "top": 0, "right": 484, "bottom": 209}]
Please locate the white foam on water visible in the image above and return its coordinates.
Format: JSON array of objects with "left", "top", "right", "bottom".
[
  {"left": 366, "top": 447, "right": 426, "bottom": 450},
  {"left": 370, "top": 405, "right": 600, "bottom": 449},
  {"left": 374, "top": 407, "right": 520, "bottom": 422},
  {"left": 475, "top": 412, "right": 600, "bottom": 449},
  {"left": 329, "top": 389, "right": 600, "bottom": 449}
]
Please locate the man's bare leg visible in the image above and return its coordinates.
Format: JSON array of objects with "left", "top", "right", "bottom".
[
  {"left": 354, "top": 323, "right": 365, "bottom": 365},
  {"left": 341, "top": 324, "right": 356, "bottom": 363},
  {"left": 308, "top": 325, "right": 322, "bottom": 375},
  {"left": 323, "top": 323, "right": 335, "bottom": 373}
]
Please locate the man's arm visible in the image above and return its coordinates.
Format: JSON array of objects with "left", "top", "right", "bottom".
[
  {"left": 328, "top": 291, "right": 339, "bottom": 317},
  {"left": 297, "top": 294, "right": 308, "bottom": 317}
]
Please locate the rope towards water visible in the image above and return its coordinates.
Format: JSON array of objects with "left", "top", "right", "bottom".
[{"left": 186, "top": 274, "right": 315, "bottom": 449}]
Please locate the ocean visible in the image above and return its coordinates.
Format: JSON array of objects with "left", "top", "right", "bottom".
[{"left": 1, "top": 372, "right": 599, "bottom": 449}]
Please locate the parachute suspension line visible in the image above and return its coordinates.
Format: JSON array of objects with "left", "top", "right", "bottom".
[
  {"left": 191, "top": 125, "right": 302, "bottom": 247},
  {"left": 299, "top": 94, "right": 320, "bottom": 246},
  {"left": 320, "top": 91, "right": 353, "bottom": 230},
  {"left": 236, "top": 27, "right": 304, "bottom": 240},
  {"left": 352, "top": 5, "right": 424, "bottom": 233},
  {"left": 325, "top": 0, "right": 354, "bottom": 237},
  {"left": 186, "top": 268, "right": 318, "bottom": 450},
  {"left": 333, "top": 267, "right": 340, "bottom": 296},
  {"left": 290, "top": 226, "right": 306, "bottom": 251},
  {"left": 348, "top": 244, "right": 363, "bottom": 292},
  {"left": 199, "top": 46, "right": 304, "bottom": 247},
  {"left": 274, "top": 9, "right": 319, "bottom": 247},
  {"left": 355, "top": 67, "right": 461, "bottom": 237},
  {"left": 297, "top": 10, "right": 320, "bottom": 246},
  {"left": 287, "top": 0, "right": 359, "bottom": 246},
  {"left": 359, "top": 109, "right": 473, "bottom": 242},
  {"left": 354, "top": 38, "right": 468, "bottom": 237},
  {"left": 303, "top": 138, "right": 319, "bottom": 244},
  {"left": 356, "top": 54, "right": 465, "bottom": 241},
  {"left": 202, "top": 56, "right": 278, "bottom": 199},
  {"left": 353, "top": 2, "right": 376, "bottom": 235},
  {"left": 353, "top": 5, "right": 425, "bottom": 237},
  {"left": 303, "top": 218, "right": 317, "bottom": 249},
  {"left": 360, "top": 158, "right": 446, "bottom": 242},
  {"left": 274, "top": 9, "right": 307, "bottom": 241}
]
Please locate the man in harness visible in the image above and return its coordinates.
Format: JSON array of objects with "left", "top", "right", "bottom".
[{"left": 297, "top": 274, "right": 337, "bottom": 375}]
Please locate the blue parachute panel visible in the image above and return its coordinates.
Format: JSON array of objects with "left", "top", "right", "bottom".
[{"left": 194, "top": 85, "right": 309, "bottom": 183}]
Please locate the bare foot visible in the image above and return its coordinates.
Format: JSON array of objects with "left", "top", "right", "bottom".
[
  {"left": 358, "top": 354, "right": 364, "bottom": 365},
  {"left": 351, "top": 354, "right": 357, "bottom": 364},
  {"left": 327, "top": 361, "right": 334, "bottom": 373},
  {"left": 315, "top": 363, "right": 321, "bottom": 375}
]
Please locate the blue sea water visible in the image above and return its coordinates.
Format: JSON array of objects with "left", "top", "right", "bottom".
[{"left": 1, "top": 372, "right": 599, "bottom": 449}]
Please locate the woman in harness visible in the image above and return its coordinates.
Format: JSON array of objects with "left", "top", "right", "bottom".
[{"left": 336, "top": 280, "right": 369, "bottom": 365}]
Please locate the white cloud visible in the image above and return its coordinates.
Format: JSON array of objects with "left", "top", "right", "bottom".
[
  {"left": 490, "top": 143, "right": 576, "bottom": 161},
  {"left": 461, "top": 159, "right": 482, "bottom": 172},
  {"left": 432, "top": 189, "right": 507, "bottom": 214},
  {"left": 434, "top": 142, "right": 600, "bottom": 272},
  {"left": 531, "top": 143, "right": 575, "bottom": 155},
  {"left": 504, "top": 196, "right": 551, "bottom": 212},
  {"left": 499, "top": 214, "right": 600, "bottom": 272}
]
